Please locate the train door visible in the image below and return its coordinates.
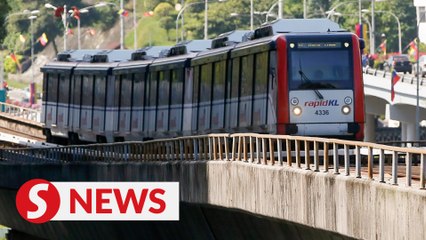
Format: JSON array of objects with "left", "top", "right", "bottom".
[
  {"left": 198, "top": 63, "right": 213, "bottom": 132},
  {"left": 118, "top": 73, "right": 133, "bottom": 134},
  {"left": 169, "top": 68, "right": 184, "bottom": 134},
  {"left": 238, "top": 55, "right": 254, "bottom": 129},
  {"left": 227, "top": 57, "right": 240, "bottom": 130},
  {"left": 93, "top": 75, "right": 107, "bottom": 134},
  {"left": 144, "top": 71, "right": 158, "bottom": 137},
  {"left": 211, "top": 60, "right": 226, "bottom": 130},
  {"left": 252, "top": 51, "right": 269, "bottom": 130},
  {"left": 57, "top": 74, "right": 71, "bottom": 129},
  {"left": 44, "top": 73, "right": 59, "bottom": 128},
  {"left": 80, "top": 74, "right": 94, "bottom": 132},
  {"left": 156, "top": 70, "right": 171, "bottom": 134},
  {"left": 130, "top": 72, "right": 146, "bottom": 138},
  {"left": 182, "top": 68, "right": 194, "bottom": 135},
  {"left": 191, "top": 66, "right": 200, "bottom": 133},
  {"left": 71, "top": 73, "right": 82, "bottom": 133}
]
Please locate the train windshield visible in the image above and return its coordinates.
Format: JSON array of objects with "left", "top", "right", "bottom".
[{"left": 288, "top": 41, "right": 353, "bottom": 90}]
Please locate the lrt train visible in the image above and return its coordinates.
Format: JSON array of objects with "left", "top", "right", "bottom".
[{"left": 41, "top": 19, "right": 365, "bottom": 144}]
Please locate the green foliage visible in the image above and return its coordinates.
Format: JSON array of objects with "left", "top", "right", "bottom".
[{"left": 0, "top": 0, "right": 419, "bottom": 58}]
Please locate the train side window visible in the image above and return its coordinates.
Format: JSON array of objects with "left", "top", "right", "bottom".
[
  {"left": 255, "top": 52, "right": 268, "bottom": 95},
  {"left": 48, "top": 74, "right": 59, "bottom": 102},
  {"left": 82, "top": 75, "right": 93, "bottom": 106},
  {"left": 231, "top": 58, "right": 240, "bottom": 99},
  {"left": 171, "top": 69, "right": 183, "bottom": 105},
  {"left": 73, "top": 75, "right": 82, "bottom": 106},
  {"left": 121, "top": 74, "right": 132, "bottom": 108},
  {"left": 193, "top": 67, "right": 200, "bottom": 104},
  {"left": 240, "top": 55, "right": 254, "bottom": 97},
  {"left": 158, "top": 71, "right": 170, "bottom": 106},
  {"left": 94, "top": 76, "right": 106, "bottom": 107},
  {"left": 58, "top": 74, "right": 69, "bottom": 104},
  {"left": 200, "top": 63, "right": 212, "bottom": 103},
  {"left": 148, "top": 72, "right": 158, "bottom": 107},
  {"left": 213, "top": 60, "right": 226, "bottom": 101},
  {"left": 133, "top": 73, "right": 145, "bottom": 108}
]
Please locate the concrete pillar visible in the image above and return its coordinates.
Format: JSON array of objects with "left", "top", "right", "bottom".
[
  {"left": 364, "top": 113, "right": 376, "bottom": 142},
  {"left": 401, "top": 122, "right": 416, "bottom": 146},
  {"left": 401, "top": 122, "right": 407, "bottom": 142},
  {"left": 406, "top": 122, "right": 416, "bottom": 144}
]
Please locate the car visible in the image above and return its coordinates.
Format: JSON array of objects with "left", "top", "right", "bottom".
[
  {"left": 412, "top": 55, "right": 426, "bottom": 77},
  {"left": 383, "top": 55, "right": 412, "bottom": 74}
]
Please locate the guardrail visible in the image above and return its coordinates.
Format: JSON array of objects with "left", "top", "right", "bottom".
[
  {"left": 363, "top": 67, "right": 425, "bottom": 85},
  {"left": 0, "top": 102, "right": 40, "bottom": 121},
  {"left": 1, "top": 133, "right": 425, "bottom": 189}
]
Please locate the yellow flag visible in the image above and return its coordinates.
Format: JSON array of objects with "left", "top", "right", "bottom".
[{"left": 19, "top": 34, "right": 26, "bottom": 43}]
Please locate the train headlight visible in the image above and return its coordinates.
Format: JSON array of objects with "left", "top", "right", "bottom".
[
  {"left": 290, "top": 97, "right": 299, "bottom": 106},
  {"left": 344, "top": 96, "right": 352, "bottom": 105},
  {"left": 342, "top": 105, "right": 351, "bottom": 115},
  {"left": 293, "top": 107, "right": 302, "bottom": 116}
]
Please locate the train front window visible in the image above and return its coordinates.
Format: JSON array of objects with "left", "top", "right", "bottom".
[{"left": 288, "top": 46, "right": 353, "bottom": 90}]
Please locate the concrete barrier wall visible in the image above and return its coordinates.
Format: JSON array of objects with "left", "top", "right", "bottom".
[
  {"left": 0, "top": 160, "right": 425, "bottom": 239},
  {"left": 203, "top": 161, "right": 426, "bottom": 240}
]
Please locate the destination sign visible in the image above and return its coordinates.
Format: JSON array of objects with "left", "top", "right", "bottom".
[{"left": 296, "top": 42, "right": 344, "bottom": 49}]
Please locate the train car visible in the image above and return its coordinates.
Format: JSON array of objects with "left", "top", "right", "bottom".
[
  {"left": 41, "top": 18, "right": 365, "bottom": 143},
  {"left": 185, "top": 19, "right": 365, "bottom": 139}
]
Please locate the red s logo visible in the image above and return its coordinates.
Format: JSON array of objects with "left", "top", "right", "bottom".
[{"left": 16, "top": 179, "right": 60, "bottom": 224}]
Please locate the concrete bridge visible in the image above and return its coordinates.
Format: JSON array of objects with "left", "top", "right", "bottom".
[
  {"left": 0, "top": 133, "right": 425, "bottom": 239},
  {"left": 363, "top": 68, "right": 426, "bottom": 142}
]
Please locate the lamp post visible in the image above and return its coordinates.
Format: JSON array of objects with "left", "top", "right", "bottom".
[
  {"left": 29, "top": 15, "right": 37, "bottom": 95},
  {"left": 176, "top": 0, "right": 225, "bottom": 43},
  {"left": 94, "top": 1, "right": 125, "bottom": 49},
  {"left": 365, "top": 10, "right": 401, "bottom": 54},
  {"left": 5, "top": 9, "right": 39, "bottom": 102},
  {"left": 45, "top": 3, "right": 68, "bottom": 51}
]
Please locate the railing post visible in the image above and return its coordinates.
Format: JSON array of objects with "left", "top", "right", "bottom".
[
  {"left": 314, "top": 141, "right": 319, "bottom": 172},
  {"left": 286, "top": 139, "right": 292, "bottom": 166},
  {"left": 269, "top": 138, "right": 275, "bottom": 165},
  {"left": 333, "top": 143, "right": 339, "bottom": 174},
  {"left": 367, "top": 147, "right": 373, "bottom": 179},
  {"left": 344, "top": 144, "right": 350, "bottom": 176},
  {"left": 421, "top": 154, "right": 425, "bottom": 189},
  {"left": 277, "top": 139, "right": 283, "bottom": 166},
  {"left": 355, "top": 145, "right": 361, "bottom": 178},
  {"left": 323, "top": 142, "right": 329, "bottom": 172},
  {"left": 392, "top": 151, "right": 398, "bottom": 185},
  {"left": 379, "top": 149, "right": 385, "bottom": 183},
  {"left": 406, "top": 152, "right": 412, "bottom": 187}
]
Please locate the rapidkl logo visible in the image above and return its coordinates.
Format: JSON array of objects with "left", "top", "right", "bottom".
[{"left": 16, "top": 179, "right": 179, "bottom": 224}]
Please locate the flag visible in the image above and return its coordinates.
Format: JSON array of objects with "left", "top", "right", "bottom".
[
  {"left": 19, "top": 34, "right": 26, "bottom": 43},
  {"left": 71, "top": 6, "right": 80, "bottom": 20},
  {"left": 378, "top": 40, "right": 387, "bottom": 55},
  {"left": 143, "top": 11, "right": 154, "bottom": 17},
  {"left": 355, "top": 24, "right": 363, "bottom": 39},
  {"left": 391, "top": 70, "right": 401, "bottom": 102},
  {"left": 87, "top": 28, "right": 96, "bottom": 36},
  {"left": 9, "top": 53, "right": 22, "bottom": 72},
  {"left": 118, "top": 9, "right": 129, "bottom": 17},
  {"left": 39, "top": 33, "right": 48, "bottom": 46},
  {"left": 408, "top": 39, "right": 418, "bottom": 61}
]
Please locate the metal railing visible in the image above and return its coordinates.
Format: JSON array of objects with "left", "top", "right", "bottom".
[
  {"left": 1, "top": 133, "right": 425, "bottom": 189},
  {"left": 0, "top": 102, "right": 40, "bottom": 121}
]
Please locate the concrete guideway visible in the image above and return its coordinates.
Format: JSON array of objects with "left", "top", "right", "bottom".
[
  {"left": 363, "top": 68, "right": 426, "bottom": 142},
  {"left": 0, "top": 133, "right": 425, "bottom": 239}
]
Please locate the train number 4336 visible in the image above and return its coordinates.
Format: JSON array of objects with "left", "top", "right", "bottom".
[{"left": 314, "top": 110, "right": 329, "bottom": 115}]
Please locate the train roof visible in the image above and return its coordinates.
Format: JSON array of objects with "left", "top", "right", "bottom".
[{"left": 265, "top": 18, "right": 343, "bottom": 33}]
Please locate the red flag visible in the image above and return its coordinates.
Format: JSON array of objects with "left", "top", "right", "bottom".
[
  {"left": 391, "top": 70, "right": 401, "bottom": 102},
  {"left": 10, "top": 53, "right": 22, "bottom": 72},
  {"left": 409, "top": 39, "right": 418, "bottom": 61},
  {"left": 378, "top": 40, "right": 387, "bottom": 55},
  {"left": 54, "top": 7, "right": 64, "bottom": 18},
  {"left": 355, "top": 24, "right": 363, "bottom": 39},
  {"left": 71, "top": 6, "right": 80, "bottom": 20}
]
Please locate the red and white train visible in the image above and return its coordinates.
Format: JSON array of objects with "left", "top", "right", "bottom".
[{"left": 41, "top": 19, "right": 365, "bottom": 144}]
